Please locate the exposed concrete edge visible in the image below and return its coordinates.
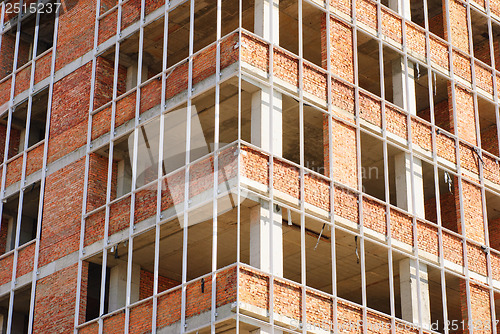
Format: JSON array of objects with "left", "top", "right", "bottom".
[
  {"left": 386, "top": 131, "right": 408, "bottom": 148},
  {"left": 156, "top": 303, "right": 234, "bottom": 333},
  {"left": 328, "top": 7, "right": 351, "bottom": 23},
  {"left": 364, "top": 228, "right": 386, "bottom": 243},
  {"left": 304, "top": 202, "right": 330, "bottom": 220},
  {"left": 334, "top": 215, "right": 359, "bottom": 232},
  {"left": 484, "top": 179, "right": 500, "bottom": 194},
  {"left": 238, "top": 301, "right": 331, "bottom": 334},
  {"left": 241, "top": 63, "right": 268, "bottom": 83},
  {"left": 469, "top": 271, "right": 488, "bottom": 284},
  {"left": 476, "top": 86, "right": 494, "bottom": 101},
  {"left": 357, "top": 22, "right": 377, "bottom": 39},
  {"left": 359, "top": 118, "right": 383, "bottom": 136},
  {"left": 0, "top": 248, "right": 79, "bottom": 296},
  {"left": 412, "top": 146, "right": 433, "bottom": 161},
  {"left": 436, "top": 156, "right": 457, "bottom": 172},
  {"left": 273, "top": 189, "right": 300, "bottom": 208},
  {"left": 455, "top": 76, "right": 473, "bottom": 90},
  {"left": 444, "top": 259, "right": 465, "bottom": 275},
  {"left": 240, "top": 177, "right": 269, "bottom": 196},
  {"left": 392, "top": 239, "right": 413, "bottom": 253},
  {"left": 332, "top": 106, "right": 356, "bottom": 123},
  {"left": 419, "top": 250, "right": 439, "bottom": 265}
]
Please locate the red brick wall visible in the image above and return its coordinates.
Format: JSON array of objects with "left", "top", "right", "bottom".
[
  {"left": 87, "top": 153, "right": 111, "bottom": 212},
  {"left": 433, "top": 99, "right": 451, "bottom": 133},
  {"left": 39, "top": 158, "right": 85, "bottom": 266},
  {"left": 129, "top": 300, "right": 153, "bottom": 334},
  {"left": 446, "top": 0, "right": 470, "bottom": 52},
  {"left": 331, "top": 119, "right": 357, "bottom": 189},
  {"left": 33, "top": 263, "right": 82, "bottom": 333},
  {"left": 48, "top": 62, "right": 91, "bottom": 164},
  {"left": 330, "top": 17, "right": 354, "bottom": 83},
  {"left": 0, "top": 34, "right": 16, "bottom": 79},
  {"left": 139, "top": 269, "right": 180, "bottom": 299},
  {"left": 459, "top": 180, "right": 485, "bottom": 244},
  {"left": 441, "top": 181, "right": 460, "bottom": 233},
  {"left": 489, "top": 217, "right": 500, "bottom": 251},
  {"left": 156, "top": 289, "right": 181, "bottom": 329},
  {"left": 452, "top": 85, "right": 477, "bottom": 145},
  {"left": 481, "top": 124, "right": 499, "bottom": 155},
  {"left": 55, "top": 0, "right": 97, "bottom": 71},
  {"left": 0, "top": 217, "right": 9, "bottom": 255},
  {"left": 94, "top": 57, "right": 127, "bottom": 110},
  {"left": 460, "top": 281, "right": 492, "bottom": 332}
]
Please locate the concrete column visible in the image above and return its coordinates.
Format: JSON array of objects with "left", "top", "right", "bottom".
[
  {"left": 251, "top": 89, "right": 283, "bottom": 157},
  {"left": 126, "top": 64, "right": 148, "bottom": 91},
  {"left": 388, "top": 0, "right": 411, "bottom": 20},
  {"left": 394, "top": 152, "right": 425, "bottom": 218},
  {"left": 254, "top": 0, "right": 279, "bottom": 43},
  {"left": 5, "top": 218, "right": 15, "bottom": 252},
  {"left": 250, "top": 201, "right": 283, "bottom": 277},
  {"left": 399, "top": 258, "right": 431, "bottom": 329},
  {"left": 116, "top": 160, "right": 132, "bottom": 197},
  {"left": 108, "top": 262, "right": 140, "bottom": 312},
  {"left": 390, "top": 0, "right": 426, "bottom": 221},
  {"left": 389, "top": 0, "right": 415, "bottom": 115},
  {"left": 392, "top": 58, "right": 417, "bottom": 115}
]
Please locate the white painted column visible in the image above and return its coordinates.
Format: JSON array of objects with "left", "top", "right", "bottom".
[
  {"left": 251, "top": 0, "right": 282, "bottom": 156},
  {"left": 389, "top": 0, "right": 425, "bottom": 219},
  {"left": 108, "top": 262, "right": 140, "bottom": 312},
  {"left": 250, "top": 201, "right": 283, "bottom": 277},
  {"left": 389, "top": 0, "right": 416, "bottom": 116},
  {"left": 254, "top": 0, "right": 279, "bottom": 43},
  {"left": 399, "top": 259, "right": 431, "bottom": 329},
  {"left": 394, "top": 152, "right": 425, "bottom": 218},
  {"left": 389, "top": 1, "right": 430, "bottom": 328},
  {"left": 251, "top": 89, "right": 283, "bottom": 157},
  {"left": 392, "top": 58, "right": 417, "bottom": 115},
  {"left": 388, "top": 0, "right": 412, "bottom": 22}
]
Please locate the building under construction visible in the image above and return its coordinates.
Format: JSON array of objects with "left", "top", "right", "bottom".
[{"left": 1, "top": 0, "right": 500, "bottom": 332}]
